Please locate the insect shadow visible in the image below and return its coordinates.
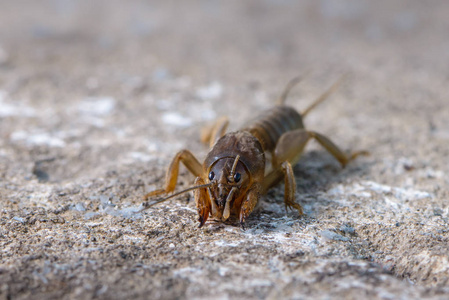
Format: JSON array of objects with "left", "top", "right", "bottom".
[{"left": 245, "top": 149, "right": 371, "bottom": 230}]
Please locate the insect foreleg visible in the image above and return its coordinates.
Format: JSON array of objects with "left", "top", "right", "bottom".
[
  {"left": 194, "top": 177, "right": 211, "bottom": 228},
  {"left": 239, "top": 184, "right": 261, "bottom": 228},
  {"left": 144, "top": 149, "right": 202, "bottom": 199}
]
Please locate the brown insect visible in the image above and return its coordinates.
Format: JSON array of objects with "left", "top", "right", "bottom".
[{"left": 142, "top": 76, "right": 366, "bottom": 228}]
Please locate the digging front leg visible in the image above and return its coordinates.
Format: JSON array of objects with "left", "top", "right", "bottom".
[
  {"left": 239, "top": 185, "right": 261, "bottom": 229},
  {"left": 194, "top": 177, "right": 211, "bottom": 228},
  {"left": 144, "top": 149, "right": 203, "bottom": 200}
]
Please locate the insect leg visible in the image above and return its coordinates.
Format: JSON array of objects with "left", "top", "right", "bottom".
[
  {"left": 200, "top": 116, "right": 229, "bottom": 147},
  {"left": 262, "top": 162, "right": 304, "bottom": 216},
  {"left": 263, "top": 128, "right": 366, "bottom": 215},
  {"left": 144, "top": 149, "right": 203, "bottom": 199},
  {"left": 281, "top": 161, "right": 304, "bottom": 214},
  {"left": 239, "top": 184, "right": 261, "bottom": 229},
  {"left": 262, "top": 129, "right": 310, "bottom": 215},
  {"left": 194, "top": 177, "right": 211, "bottom": 228},
  {"left": 305, "top": 131, "right": 369, "bottom": 167},
  {"left": 272, "top": 129, "right": 367, "bottom": 169}
]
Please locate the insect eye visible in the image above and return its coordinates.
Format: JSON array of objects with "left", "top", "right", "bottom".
[
  {"left": 208, "top": 171, "right": 215, "bottom": 181},
  {"left": 233, "top": 172, "right": 241, "bottom": 183}
]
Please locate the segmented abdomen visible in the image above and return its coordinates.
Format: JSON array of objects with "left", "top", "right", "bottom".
[{"left": 242, "top": 105, "right": 304, "bottom": 152}]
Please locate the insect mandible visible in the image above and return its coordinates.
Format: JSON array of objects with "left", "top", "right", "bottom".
[{"left": 141, "top": 76, "right": 366, "bottom": 228}]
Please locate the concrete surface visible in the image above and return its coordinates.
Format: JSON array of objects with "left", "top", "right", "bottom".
[{"left": 1, "top": 1, "right": 449, "bottom": 299}]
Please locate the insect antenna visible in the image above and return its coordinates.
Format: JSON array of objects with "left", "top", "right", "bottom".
[
  {"left": 139, "top": 182, "right": 215, "bottom": 211},
  {"left": 276, "top": 72, "right": 310, "bottom": 105},
  {"left": 301, "top": 73, "right": 348, "bottom": 118},
  {"left": 228, "top": 155, "right": 240, "bottom": 182}
]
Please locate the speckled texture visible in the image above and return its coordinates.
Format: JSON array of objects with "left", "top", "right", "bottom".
[{"left": 1, "top": 1, "right": 449, "bottom": 299}]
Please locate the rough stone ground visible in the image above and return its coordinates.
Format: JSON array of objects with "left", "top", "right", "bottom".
[{"left": 1, "top": 1, "right": 449, "bottom": 299}]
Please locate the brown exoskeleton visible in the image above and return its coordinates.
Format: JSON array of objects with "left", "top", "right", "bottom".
[{"left": 142, "top": 76, "right": 366, "bottom": 228}]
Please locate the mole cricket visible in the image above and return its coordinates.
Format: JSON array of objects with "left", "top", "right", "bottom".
[{"left": 141, "top": 76, "right": 366, "bottom": 228}]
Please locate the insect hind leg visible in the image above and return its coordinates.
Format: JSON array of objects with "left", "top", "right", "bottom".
[
  {"left": 263, "top": 129, "right": 367, "bottom": 215},
  {"left": 306, "top": 131, "right": 368, "bottom": 167},
  {"left": 273, "top": 129, "right": 366, "bottom": 169}
]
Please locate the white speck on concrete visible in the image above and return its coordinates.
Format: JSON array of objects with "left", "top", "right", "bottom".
[
  {"left": 162, "top": 112, "right": 192, "bottom": 127},
  {"left": 74, "top": 203, "right": 86, "bottom": 212},
  {"left": 78, "top": 97, "right": 116, "bottom": 116},
  {"left": 101, "top": 204, "right": 143, "bottom": 219},
  {"left": 196, "top": 82, "right": 223, "bottom": 100},
  {"left": 328, "top": 181, "right": 433, "bottom": 207},
  {"left": 84, "top": 222, "right": 102, "bottom": 228},
  {"left": 418, "top": 168, "right": 445, "bottom": 179},
  {"left": 145, "top": 141, "right": 161, "bottom": 152},
  {"left": 363, "top": 181, "right": 432, "bottom": 201},
  {"left": 10, "top": 130, "right": 66, "bottom": 147},
  {"left": 392, "top": 187, "right": 432, "bottom": 201},
  {"left": 383, "top": 197, "right": 401, "bottom": 210},
  {"left": 0, "top": 91, "right": 36, "bottom": 117},
  {"left": 12, "top": 216, "right": 25, "bottom": 223},
  {"left": 363, "top": 181, "right": 392, "bottom": 194},
  {"left": 320, "top": 230, "right": 350, "bottom": 242},
  {"left": 214, "top": 239, "right": 240, "bottom": 247},
  {"left": 173, "top": 267, "right": 204, "bottom": 278},
  {"left": 99, "top": 195, "right": 109, "bottom": 205},
  {"left": 127, "top": 152, "right": 157, "bottom": 162},
  {"left": 329, "top": 183, "right": 371, "bottom": 198},
  {"left": 27, "top": 186, "right": 53, "bottom": 204},
  {"left": 218, "top": 267, "right": 229, "bottom": 276}
]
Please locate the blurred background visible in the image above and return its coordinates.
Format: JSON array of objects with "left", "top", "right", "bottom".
[
  {"left": 1, "top": 0, "right": 446, "bottom": 86},
  {"left": 1, "top": 0, "right": 448, "bottom": 181}
]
